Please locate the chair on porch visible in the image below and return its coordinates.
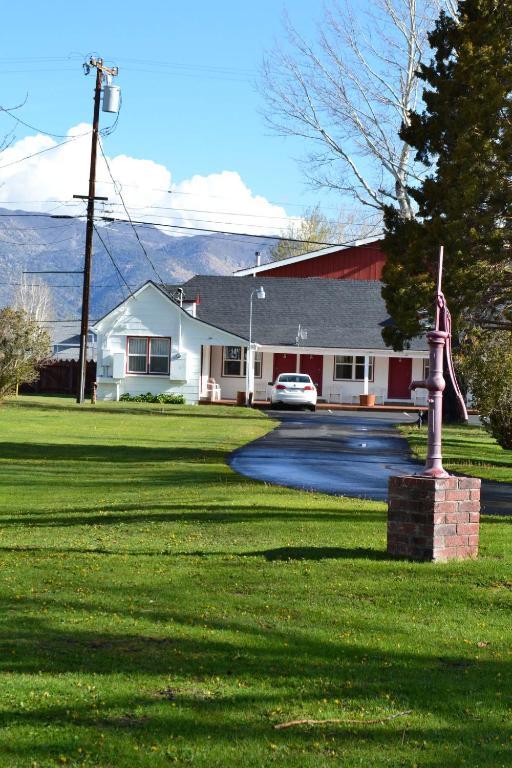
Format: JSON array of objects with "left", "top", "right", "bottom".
[
  {"left": 412, "top": 389, "right": 428, "bottom": 406},
  {"left": 205, "top": 377, "right": 221, "bottom": 402},
  {"left": 253, "top": 385, "right": 269, "bottom": 402},
  {"left": 326, "top": 384, "right": 343, "bottom": 404}
]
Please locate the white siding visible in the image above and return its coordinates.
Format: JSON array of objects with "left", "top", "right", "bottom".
[{"left": 95, "top": 284, "right": 246, "bottom": 404}]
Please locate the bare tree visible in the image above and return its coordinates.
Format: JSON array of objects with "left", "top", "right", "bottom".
[
  {"left": 271, "top": 205, "right": 381, "bottom": 260},
  {"left": 261, "top": 0, "right": 459, "bottom": 221},
  {"left": 14, "top": 274, "right": 54, "bottom": 322}
]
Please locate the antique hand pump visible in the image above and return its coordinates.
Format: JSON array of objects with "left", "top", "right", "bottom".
[{"left": 409, "top": 247, "right": 468, "bottom": 477}]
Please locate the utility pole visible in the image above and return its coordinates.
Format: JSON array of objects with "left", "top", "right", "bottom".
[{"left": 76, "top": 57, "right": 119, "bottom": 403}]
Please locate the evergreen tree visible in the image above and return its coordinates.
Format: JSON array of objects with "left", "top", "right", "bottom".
[{"left": 382, "top": 0, "right": 512, "bottom": 350}]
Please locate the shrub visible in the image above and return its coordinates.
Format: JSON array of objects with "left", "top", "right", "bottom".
[
  {"left": 119, "top": 392, "right": 185, "bottom": 405},
  {"left": 459, "top": 330, "right": 512, "bottom": 449},
  {"left": 0, "top": 307, "right": 51, "bottom": 398}
]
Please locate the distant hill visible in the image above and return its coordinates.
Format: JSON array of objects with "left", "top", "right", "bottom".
[{"left": 0, "top": 208, "right": 275, "bottom": 320}]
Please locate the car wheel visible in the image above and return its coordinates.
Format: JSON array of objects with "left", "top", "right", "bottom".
[{"left": 308, "top": 404, "right": 316, "bottom": 412}]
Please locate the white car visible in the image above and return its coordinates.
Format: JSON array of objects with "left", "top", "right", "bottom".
[{"left": 269, "top": 373, "right": 317, "bottom": 410}]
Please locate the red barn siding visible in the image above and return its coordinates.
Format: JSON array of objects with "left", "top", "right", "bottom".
[{"left": 257, "top": 242, "right": 385, "bottom": 280}]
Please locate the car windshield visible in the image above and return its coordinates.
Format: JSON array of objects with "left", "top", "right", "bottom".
[{"left": 278, "top": 375, "right": 311, "bottom": 383}]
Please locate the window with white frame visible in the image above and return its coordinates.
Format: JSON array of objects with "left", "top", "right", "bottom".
[
  {"left": 222, "top": 346, "right": 247, "bottom": 377},
  {"left": 127, "top": 337, "right": 170, "bottom": 375},
  {"left": 253, "top": 351, "right": 262, "bottom": 378},
  {"left": 334, "top": 355, "right": 375, "bottom": 381},
  {"left": 423, "top": 358, "right": 430, "bottom": 380}
]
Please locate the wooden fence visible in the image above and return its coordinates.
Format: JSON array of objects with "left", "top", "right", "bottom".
[{"left": 21, "top": 360, "right": 97, "bottom": 397}]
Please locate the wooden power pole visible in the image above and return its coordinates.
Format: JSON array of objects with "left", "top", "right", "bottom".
[{"left": 76, "top": 57, "right": 119, "bottom": 403}]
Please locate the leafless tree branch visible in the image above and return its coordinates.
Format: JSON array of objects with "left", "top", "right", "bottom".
[{"left": 261, "top": 0, "right": 457, "bottom": 220}]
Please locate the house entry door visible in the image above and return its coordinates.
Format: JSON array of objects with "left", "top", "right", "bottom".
[
  {"left": 387, "top": 357, "right": 412, "bottom": 399},
  {"left": 300, "top": 354, "right": 323, "bottom": 395},
  {"left": 272, "top": 353, "right": 298, "bottom": 382}
]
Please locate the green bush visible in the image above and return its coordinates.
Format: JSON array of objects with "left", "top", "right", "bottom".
[
  {"left": 119, "top": 392, "right": 185, "bottom": 405},
  {"left": 459, "top": 330, "right": 512, "bottom": 450}
]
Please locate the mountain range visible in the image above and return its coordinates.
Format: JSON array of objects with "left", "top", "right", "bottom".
[{"left": 0, "top": 207, "right": 275, "bottom": 321}]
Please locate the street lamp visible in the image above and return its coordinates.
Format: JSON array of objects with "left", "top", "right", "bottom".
[{"left": 246, "top": 285, "right": 266, "bottom": 406}]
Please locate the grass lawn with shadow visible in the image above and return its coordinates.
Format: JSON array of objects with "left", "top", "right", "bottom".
[
  {"left": 400, "top": 422, "right": 512, "bottom": 482},
  {"left": 0, "top": 395, "right": 510, "bottom": 767}
]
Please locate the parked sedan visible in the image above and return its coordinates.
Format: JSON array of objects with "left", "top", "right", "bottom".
[{"left": 269, "top": 373, "right": 317, "bottom": 410}]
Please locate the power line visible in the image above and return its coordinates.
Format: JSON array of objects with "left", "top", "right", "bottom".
[
  {"left": 0, "top": 132, "right": 92, "bottom": 171},
  {"left": 93, "top": 223, "right": 133, "bottom": 297},
  {"left": 98, "top": 141, "right": 165, "bottom": 283},
  {"left": 3, "top": 282, "right": 123, "bottom": 288},
  {"left": 0, "top": 234, "right": 79, "bottom": 246},
  {"left": 0, "top": 208, "right": 382, "bottom": 246},
  {"left": 0, "top": 105, "right": 91, "bottom": 140},
  {"left": 100, "top": 214, "right": 380, "bottom": 247}
]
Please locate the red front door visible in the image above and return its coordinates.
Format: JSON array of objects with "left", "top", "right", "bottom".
[
  {"left": 272, "top": 353, "right": 298, "bottom": 382},
  {"left": 387, "top": 357, "right": 412, "bottom": 399},
  {"left": 300, "top": 354, "right": 323, "bottom": 395}
]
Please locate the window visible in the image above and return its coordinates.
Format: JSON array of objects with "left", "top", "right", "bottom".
[
  {"left": 149, "top": 338, "right": 171, "bottom": 373},
  {"left": 423, "top": 359, "right": 430, "bottom": 380},
  {"left": 334, "top": 355, "right": 375, "bottom": 381},
  {"left": 278, "top": 374, "right": 311, "bottom": 383},
  {"left": 223, "top": 346, "right": 247, "bottom": 377},
  {"left": 127, "top": 337, "right": 170, "bottom": 375},
  {"left": 254, "top": 351, "right": 262, "bottom": 378}
]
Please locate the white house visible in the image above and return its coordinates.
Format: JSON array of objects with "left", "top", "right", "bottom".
[{"left": 93, "top": 275, "right": 429, "bottom": 405}]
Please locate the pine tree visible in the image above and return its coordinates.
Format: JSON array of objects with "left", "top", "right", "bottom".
[{"left": 382, "top": 0, "right": 512, "bottom": 350}]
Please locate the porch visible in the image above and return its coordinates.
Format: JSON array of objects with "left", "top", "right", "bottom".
[
  {"left": 200, "top": 344, "right": 430, "bottom": 406},
  {"left": 199, "top": 396, "right": 429, "bottom": 413}
]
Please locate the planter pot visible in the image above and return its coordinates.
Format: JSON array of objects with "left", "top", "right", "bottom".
[
  {"left": 236, "top": 390, "right": 247, "bottom": 406},
  {"left": 359, "top": 393, "right": 376, "bottom": 407}
]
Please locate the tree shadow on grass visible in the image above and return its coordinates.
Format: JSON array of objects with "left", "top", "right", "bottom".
[
  {"left": 8, "top": 398, "right": 265, "bottom": 421},
  {"left": 0, "top": 441, "right": 228, "bottom": 464},
  {"left": 0, "top": 501, "right": 384, "bottom": 528},
  {"left": 237, "top": 546, "right": 392, "bottom": 561},
  {"left": 0, "top": 605, "right": 509, "bottom": 766}
]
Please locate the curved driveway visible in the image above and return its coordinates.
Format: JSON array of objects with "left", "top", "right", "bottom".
[{"left": 229, "top": 410, "right": 510, "bottom": 515}]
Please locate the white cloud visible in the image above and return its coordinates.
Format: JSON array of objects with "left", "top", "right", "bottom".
[{"left": 0, "top": 124, "right": 294, "bottom": 236}]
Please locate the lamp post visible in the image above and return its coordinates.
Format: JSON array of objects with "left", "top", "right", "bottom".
[{"left": 246, "top": 285, "right": 266, "bottom": 406}]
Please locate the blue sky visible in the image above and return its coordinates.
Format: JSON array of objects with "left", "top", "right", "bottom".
[{"left": 0, "top": 0, "right": 344, "bottom": 228}]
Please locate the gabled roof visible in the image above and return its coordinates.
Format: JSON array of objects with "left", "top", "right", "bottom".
[
  {"left": 233, "top": 236, "right": 383, "bottom": 277},
  {"left": 162, "top": 275, "right": 427, "bottom": 351},
  {"left": 93, "top": 280, "right": 248, "bottom": 345}
]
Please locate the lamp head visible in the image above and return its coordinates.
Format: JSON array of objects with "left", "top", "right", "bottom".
[{"left": 257, "top": 286, "right": 266, "bottom": 300}]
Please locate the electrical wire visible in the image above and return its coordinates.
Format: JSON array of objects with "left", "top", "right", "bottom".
[
  {"left": 0, "top": 234, "right": 79, "bottom": 246},
  {"left": 0, "top": 132, "right": 92, "bottom": 171},
  {"left": 3, "top": 282, "right": 123, "bottom": 288},
  {"left": 98, "top": 142, "right": 165, "bottom": 283},
  {"left": 102, "top": 218, "right": 128, "bottom": 297},
  {"left": 101, "top": 215, "right": 380, "bottom": 247},
  {"left": 0, "top": 105, "right": 91, "bottom": 140},
  {"left": 93, "top": 223, "right": 133, "bottom": 297},
  {"left": 0, "top": 209, "right": 382, "bottom": 247}
]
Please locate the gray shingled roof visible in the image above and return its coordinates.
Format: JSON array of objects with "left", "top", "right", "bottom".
[{"left": 161, "top": 276, "right": 428, "bottom": 351}]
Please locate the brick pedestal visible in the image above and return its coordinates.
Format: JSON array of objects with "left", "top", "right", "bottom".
[{"left": 387, "top": 475, "right": 481, "bottom": 562}]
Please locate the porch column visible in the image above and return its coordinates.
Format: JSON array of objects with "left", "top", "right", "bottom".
[{"left": 363, "top": 355, "right": 370, "bottom": 395}]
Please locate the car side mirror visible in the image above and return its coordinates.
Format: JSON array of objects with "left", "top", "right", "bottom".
[{"left": 268, "top": 381, "right": 273, "bottom": 386}]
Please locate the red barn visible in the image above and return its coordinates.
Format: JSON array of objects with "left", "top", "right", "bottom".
[{"left": 234, "top": 237, "right": 385, "bottom": 281}]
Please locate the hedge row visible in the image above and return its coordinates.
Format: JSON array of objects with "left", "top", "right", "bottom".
[{"left": 119, "top": 392, "right": 185, "bottom": 404}]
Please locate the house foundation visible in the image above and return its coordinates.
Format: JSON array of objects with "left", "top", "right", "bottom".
[{"left": 387, "top": 475, "right": 481, "bottom": 562}]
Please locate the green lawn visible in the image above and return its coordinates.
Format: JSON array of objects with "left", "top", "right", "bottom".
[
  {"left": 400, "top": 422, "right": 512, "bottom": 482},
  {"left": 0, "top": 396, "right": 510, "bottom": 768}
]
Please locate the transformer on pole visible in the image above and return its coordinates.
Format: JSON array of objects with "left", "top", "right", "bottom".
[{"left": 76, "top": 57, "right": 120, "bottom": 404}]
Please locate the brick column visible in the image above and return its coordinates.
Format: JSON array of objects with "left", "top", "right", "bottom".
[{"left": 387, "top": 476, "right": 480, "bottom": 562}]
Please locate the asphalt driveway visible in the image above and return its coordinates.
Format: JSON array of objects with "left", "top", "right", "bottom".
[{"left": 229, "top": 410, "right": 510, "bottom": 515}]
